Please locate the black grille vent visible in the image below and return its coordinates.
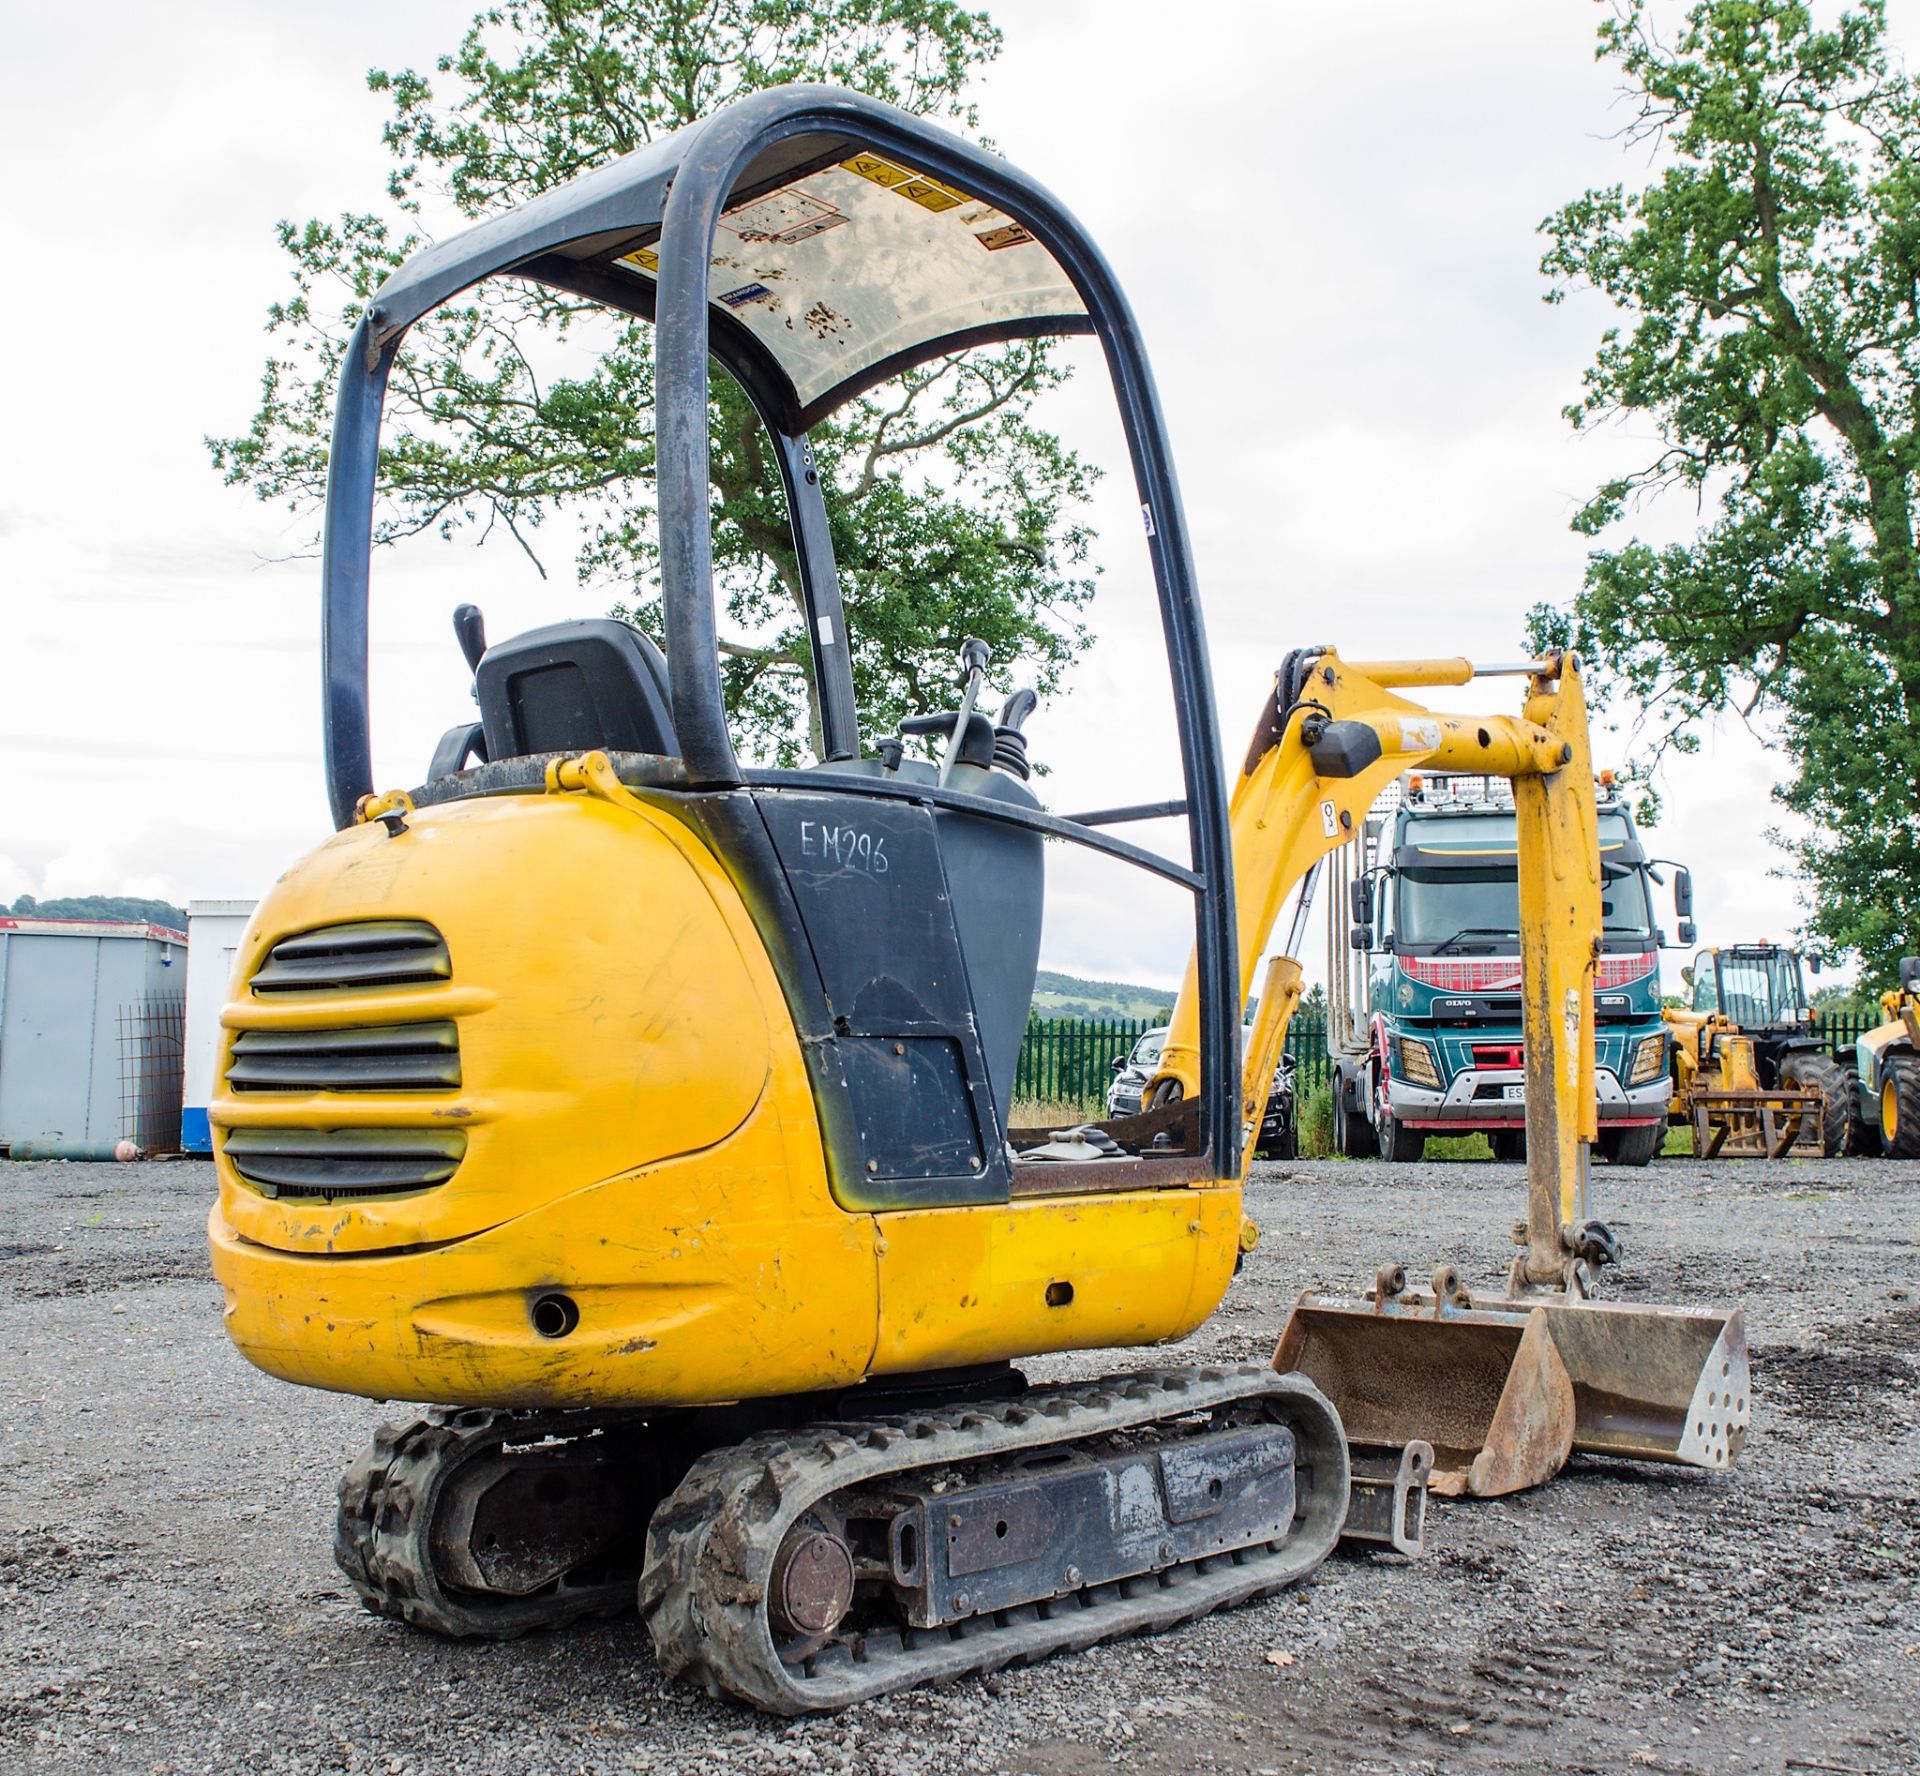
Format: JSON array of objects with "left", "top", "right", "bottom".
[
  {"left": 222, "top": 1127, "right": 466, "bottom": 1201},
  {"left": 226, "top": 1023, "right": 460, "bottom": 1093},
  {"left": 251, "top": 921, "right": 450, "bottom": 994}
]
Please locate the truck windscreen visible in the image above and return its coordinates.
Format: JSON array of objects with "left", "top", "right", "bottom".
[{"left": 1395, "top": 864, "right": 1654, "bottom": 948}]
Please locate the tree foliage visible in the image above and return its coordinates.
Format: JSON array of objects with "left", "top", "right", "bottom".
[
  {"left": 210, "top": 0, "right": 1098, "bottom": 762},
  {"left": 1534, "top": 0, "right": 1920, "bottom": 988},
  {"left": 6, "top": 895, "right": 189, "bottom": 930}
]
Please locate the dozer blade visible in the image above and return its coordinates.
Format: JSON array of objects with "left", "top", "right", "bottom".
[
  {"left": 1532, "top": 1298, "right": 1750, "bottom": 1470},
  {"left": 1272, "top": 1292, "right": 1751, "bottom": 1497},
  {"left": 1272, "top": 1293, "right": 1574, "bottom": 1498}
]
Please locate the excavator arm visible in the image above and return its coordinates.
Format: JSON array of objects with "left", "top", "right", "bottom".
[{"left": 1150, "top": 649, "right": 1604, "bottom": 1286}]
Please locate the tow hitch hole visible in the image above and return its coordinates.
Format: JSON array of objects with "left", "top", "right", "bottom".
[
  {"left": 1045, "top": 1280, "right": 1074, "bottom": 1308},
  {"left": 531, "top": 1293, "right": 580, "bottom": 1339}
]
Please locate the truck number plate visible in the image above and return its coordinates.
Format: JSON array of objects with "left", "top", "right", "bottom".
[{"left": 1501, "top": 1085, "right": 1527, "bottom": 1102}]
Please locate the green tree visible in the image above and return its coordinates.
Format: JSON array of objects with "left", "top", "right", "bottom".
[
  {"left": 5, "top": 895, "right": 189, "bottom": 929},
  {"left": 1534, "top": 0, "right": 1920, "bottom": 990},
  {"left": 210, "top": 0, "right": 1097, "bottom": 763}
]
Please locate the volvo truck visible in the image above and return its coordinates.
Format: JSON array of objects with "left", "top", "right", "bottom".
[{"left": 1325, "top": 774, "right": 1692, "bottom": 1163}]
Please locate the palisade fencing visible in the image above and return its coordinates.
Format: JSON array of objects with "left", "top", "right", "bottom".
[
  {"left": 1813, "top": 1011, "right": 1876, "bottom": 1054},
  {"left": 1015, "top": 1012, "right": 1335, "bottom": 1115},
  {"left": 1014, "top": 1018, "right": 1152, "bottom": 1112},
  {"left": 1014, "top": 1009, "right": 1877, "bottom": 1119}
]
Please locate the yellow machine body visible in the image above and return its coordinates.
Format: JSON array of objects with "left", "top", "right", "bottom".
[{"left": 208, "top": 767, "right": 1236, "bottom": 1410}]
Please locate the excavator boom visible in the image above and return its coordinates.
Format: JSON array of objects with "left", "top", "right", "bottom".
[{"left": 1152, "top": 649, "right": 1749, "bottom": 1496}]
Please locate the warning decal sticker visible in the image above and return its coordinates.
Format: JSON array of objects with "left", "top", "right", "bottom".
[
  {"left": 974, "top": 222, "right": 1035, "bottom": 251},
  {"left": 841, "top": 152, "right": 970, "bottom": 214}
]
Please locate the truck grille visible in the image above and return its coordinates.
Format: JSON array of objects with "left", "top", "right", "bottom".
[
  {"left": 250, "top": 921, "right": 450, "bottom": 993},
  {"left": 225, "top": 1022, "right": 460, "bottom": 1092},
  {"left": 221, "top": 1127, "right": 466, "bottom": 1201}
]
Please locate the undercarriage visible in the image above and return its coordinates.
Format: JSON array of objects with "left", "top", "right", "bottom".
[{"left": 334, "top": 1365, "right": 1352, "bottom": 1713}]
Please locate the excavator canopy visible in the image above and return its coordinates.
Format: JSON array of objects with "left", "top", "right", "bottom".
[{"left": 360, "top": 90, "right": 1091, "bottom": 432}]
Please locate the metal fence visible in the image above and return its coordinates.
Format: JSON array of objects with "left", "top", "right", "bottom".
[
  {"left": 1014, "top": 1009, "right": 1878, "bottom": 1116},
  {"left": 117, "top": 990, "right": 185, "bottom": 1153},
  {"left": 1014, "top": 1018, "right": 1154, "bottom": 1110}
]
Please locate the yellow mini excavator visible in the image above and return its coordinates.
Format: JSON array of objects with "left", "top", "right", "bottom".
[{"left": 209, "top": 86, "right": 1745, "bottom": 1713}]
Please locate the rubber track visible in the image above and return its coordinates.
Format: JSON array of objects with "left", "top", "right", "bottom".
[
  {"left": 637, "top": 1364, "right": 1349, "bottom": 1715},
  {"left": 335, "top": 1406, "right": 649, "bottom": 1638}
]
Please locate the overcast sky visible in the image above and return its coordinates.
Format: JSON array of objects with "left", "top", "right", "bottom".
[{"left": 0, "top": 1, "right": 1863, "bottom": 990}]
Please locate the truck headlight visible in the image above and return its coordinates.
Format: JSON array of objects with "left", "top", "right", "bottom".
[
  {"left": 1628, "top": 1032, "right": 1666, "bottom": 1085},
  {"left": 1397, "top": 1036, "right": 1441, "bottom": 1089}
]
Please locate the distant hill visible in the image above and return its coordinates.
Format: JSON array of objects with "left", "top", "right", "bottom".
[
  {"left": 5, "top": 894, "right": 188, "bottom": 931},
  {"left": 1030, "top": 968, "right": 1176, "bottom": 1022}
]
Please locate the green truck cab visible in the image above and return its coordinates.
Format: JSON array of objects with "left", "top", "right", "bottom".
[{"left": 1325, "top": 775, "right": 1693, "bottom": 1164}]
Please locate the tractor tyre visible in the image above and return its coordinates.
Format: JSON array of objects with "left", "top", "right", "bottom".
[
  {"left": 1841, "top": 1065, "right": 1879, "bottom": 1156},
  {"left": 1880, "top": 1055, "right": 1920, "bottom": 1160},
  {"left": 1599, "top": 1123, "right": 1663, "bottom": 1167},
  {"left": 1491, "top": 1129, "right": 1527, "bottom": 1164},
  {"left": 1779, "top": 1052, "right": 1859, "bottom": 1158}
]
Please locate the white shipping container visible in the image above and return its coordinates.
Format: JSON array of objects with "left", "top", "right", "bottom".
[{"left": 182, "top": 900, "right": 256, "bottom": 1154}]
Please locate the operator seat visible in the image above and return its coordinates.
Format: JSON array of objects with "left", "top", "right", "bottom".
[{"left": 475, "top": 618, "right": 678, "bottom": 761}]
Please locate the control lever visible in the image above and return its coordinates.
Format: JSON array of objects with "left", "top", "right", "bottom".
[
  {"left": 453, "top": 603, "right": 488, "bottom": 676},
  {"left": 992, "top": 686, "right": 1038, "bottom": 780},
  {"left": 938, "top": 637, "right": 992, "bottom": 788}
]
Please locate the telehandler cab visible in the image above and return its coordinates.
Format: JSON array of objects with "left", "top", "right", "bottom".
[
  {"left": 208, "top": 85, "right": 1746, "bottom": 1710},
  {"left": 1664, "top": 943, "right": 1862, "bottom": 1158}
]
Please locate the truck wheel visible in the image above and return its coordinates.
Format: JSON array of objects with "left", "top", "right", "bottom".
[
  {"left": 1374, "top": 1080, "right": 1424, "bottom": 1162},
  {"left": 1343, "top": 1109, "right": 1377, "bottom": 1158},
  {"left": 1376, "top": 1116, "right": 1425, "bottom": 1163},
  {"left": 1600, "top": 1123, "right": 1662, "bottom": 1167},
  {"left": 1491, "top": 1129, "right": 1527, "bottom": 1163},
  {"left": 1778, "top": 1052, "right": 1859, "bottom": 1158},
  {"left": 1881, "top": 1056, "right": 1920, "bottom": 1159}
]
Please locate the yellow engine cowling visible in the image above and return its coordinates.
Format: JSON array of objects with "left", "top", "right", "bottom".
[{"left": 208, "top": 784, "right": 1234, "bottom": 1409}]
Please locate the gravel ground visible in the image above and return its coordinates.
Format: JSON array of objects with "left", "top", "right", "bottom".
[{"left": 2, "top": 1154, "right": 1915, "bottom": 1776}]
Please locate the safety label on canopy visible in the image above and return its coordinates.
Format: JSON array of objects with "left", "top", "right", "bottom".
[{"left": 841, "top": 151, "right": 969, "bottom": 213}]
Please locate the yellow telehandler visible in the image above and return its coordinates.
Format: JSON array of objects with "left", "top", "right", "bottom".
[
  {"left": 1663, "top": 943, "right": 1860, "bottom": 1157},
  {"left": 206, "top": 85, "right": 1746, "bottom": 1713},
  {"left": 1855, "top": 957, "right": 1920, "bottom": 1156}
]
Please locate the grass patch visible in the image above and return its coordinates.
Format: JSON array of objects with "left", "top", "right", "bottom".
[
  {"left": 1423, "top": 1132, "right": 1495, "bottom": 1161},
  {"left": 1297, "top": 1084, "right": 1335, "bottom": 1158},
  {"left": 1011, "top": 1096, "right": 1103, "bottom": 1130}
]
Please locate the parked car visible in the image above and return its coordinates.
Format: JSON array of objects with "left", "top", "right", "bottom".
[
  {"left": 1107, "top": 1024, "right": 1296, "bottom": 1159},
  {"left": 1106, "top": 1026, "right": 1168, "bottom": 1118}
]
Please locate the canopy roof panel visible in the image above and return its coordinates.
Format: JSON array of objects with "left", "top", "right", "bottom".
[{"left": 365, "top": 93, "right": 1088, "bottom": 430}]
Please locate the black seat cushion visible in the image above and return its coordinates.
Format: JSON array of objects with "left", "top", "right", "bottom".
[{"left": 475, "top": 619, "right": 677, "bottom": 760}]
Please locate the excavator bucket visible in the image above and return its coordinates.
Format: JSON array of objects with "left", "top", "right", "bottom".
[
  {"left": 1273, "top": 1290, "right": 1750, "bottom": 1495},
  {"left": 1536, "top": 1298, "right": 1750, "bottom": 1469},
  {"left": 1273, "top": 1293, "right": 1573, "bottom": 1497}
]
